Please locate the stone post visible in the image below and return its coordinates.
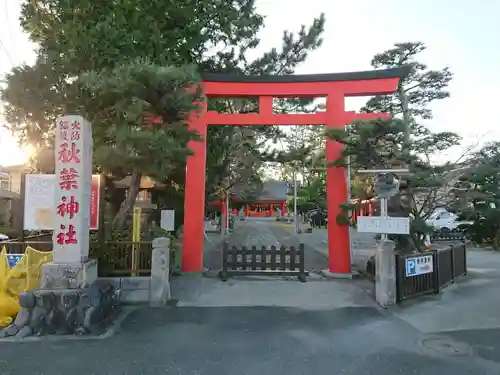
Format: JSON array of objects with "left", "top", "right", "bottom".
[
  {"left": 375, "top": 240, "right": 396, "bottom": 307},
  {"left": 149, "top": 237, "right": 171, "bottom": 306},
  {"left": 41, "top": 115, "right": 97, "bottom": 289}
]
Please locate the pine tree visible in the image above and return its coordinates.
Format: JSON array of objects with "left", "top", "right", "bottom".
[
  {"left": 324, "top": 42, "right": 460, "bottom": 252},
  {"left": 2, "top": 0, "right": 326, "bottom": 226}
]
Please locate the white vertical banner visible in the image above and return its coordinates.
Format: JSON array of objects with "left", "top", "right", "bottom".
[{"left": 52, "top": 115, "right": 93, "bottom": 264}]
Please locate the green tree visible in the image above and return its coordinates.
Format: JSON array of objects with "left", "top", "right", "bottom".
[
  {"left": 362, "top": 41, "right": 452, "bottom": 120},
  {"left": 79, "top": 61, "right": 202, "bottom": 229},
  {"left": 452, "top": 142, "right": 500, "bottom": 247},
  {"left": 326, "top": 117, "right": 461, "bottom": 252},
  {"left": 2, "top": 0, "right": 325, "bottom": 226},
  {"left": 349, "top": 41, "right": 456, "bottom": 202}
]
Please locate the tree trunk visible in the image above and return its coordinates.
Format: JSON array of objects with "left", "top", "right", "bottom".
[{"left": 112, "top": 170, "right": 142, "bottom": 231}]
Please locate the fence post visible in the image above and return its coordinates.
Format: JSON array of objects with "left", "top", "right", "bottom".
[
  {"left": 394, "top": 252, "right": 403, "bottom": 302},
  {"left": 463, "top": 243, "right": 468, "bottom": 276},
  {"left": 149, "top": 237, "right": 171, "bottom": 306},
  {"left": 433, "top": 249, "right": 441, "bottom": 293},
  {"left": 375, "top": 240, "right": 396, "bottom": 307},
  {"left": 298, "top": 243, "right": 306, "bottom": 282},
  {"left": 450, "top": 244, "right": 456, "bottom": 280},
  {"left": 219, "top": 242, "right": 229, "bottom": 281}
]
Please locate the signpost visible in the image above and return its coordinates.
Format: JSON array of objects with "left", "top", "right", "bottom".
[
  {"left": 356, "top": 168, "right": 410, "bottom": 238},
  {"left": 160, "top": 210, "right": 175, "bottom": 232},
  {"left": 357, "top": 216, "right": 410, "bottom": 235},
  {"left": 356, "top": 168, "right": 410, "bottom": 307}
]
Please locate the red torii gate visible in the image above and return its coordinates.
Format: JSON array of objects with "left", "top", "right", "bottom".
[{"left": 182, "top": 68, "right": 407, "bottom": 275}]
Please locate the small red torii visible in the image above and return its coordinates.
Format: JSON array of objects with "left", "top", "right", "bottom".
[{"left": 151, "top": 68, "right": 407, "bottom": 275}]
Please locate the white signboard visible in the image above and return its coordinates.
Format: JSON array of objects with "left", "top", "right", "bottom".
[
  {"left": 52, "top": 115, "right": 93, "bottom": 264},
  {"left": 357, "top": 216, "right": 410, "bottom": 235},
  {"left": 24, "top": 174, "right": 100, "bottom": 230},
  {"left": 405, "top": 255, "right": 433, "bottom": 277},
  {"left": 24, "top": 174, "right": 55, "bottom": 230},
  {"left": 160, "top": 210, "right": 175, "bottom": 232}
]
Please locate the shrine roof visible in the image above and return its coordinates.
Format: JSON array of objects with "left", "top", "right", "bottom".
[
  {"left": 231, "top": 180, "right": 288, "bottom": 201},
  {"left": 201, "top": 67, "right": 409, "bottom": 83}
]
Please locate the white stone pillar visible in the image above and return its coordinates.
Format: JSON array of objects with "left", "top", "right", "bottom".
[
  {"left": 375, "top": 240, "right": 396, "bottom": 307},
  {"left": 52, "top": 115, "right": 93, "bottom": 263},
  {"left": 41, "top": 115, "right": 97, "bottom": 289},
  {"left": 149, "top": 237, "right": 171, "bottom": 306}
]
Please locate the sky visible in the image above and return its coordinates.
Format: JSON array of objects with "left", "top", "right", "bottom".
[{"left": 1, "top": 0, "right": 499, "bottom": 166}]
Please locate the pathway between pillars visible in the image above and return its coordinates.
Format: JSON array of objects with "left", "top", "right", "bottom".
[{"left": 203, "top": 219, "right": 328, "bottom": 272}]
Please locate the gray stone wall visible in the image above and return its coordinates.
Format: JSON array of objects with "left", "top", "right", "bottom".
[
  {"left": 99, "top": 276, "right": 151, "bottom": 304},
  {"left": 98, "top": 236, "right": 172, "bottom": 306}
]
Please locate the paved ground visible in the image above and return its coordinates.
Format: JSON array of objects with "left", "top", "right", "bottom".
[
  {"left": 0, "top": 305, "right": 498, "bottom": 374},
  {"left": 0, "top": 220, "right": 499, "bottom": 374},
  {"left": 204, "top": 218, "right": 329, "bottom": 272}
]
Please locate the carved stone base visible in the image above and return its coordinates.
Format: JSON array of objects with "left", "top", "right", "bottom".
[
  {"left": 0, "top": 279, "right": 120, "bottom": 338},
  {"left": 40, "top": 259, "right": 98, "bottom": 289}
]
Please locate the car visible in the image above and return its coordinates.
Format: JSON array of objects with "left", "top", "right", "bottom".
[{"left": 425, "top": 209, "right": 472, "bottom": 231}]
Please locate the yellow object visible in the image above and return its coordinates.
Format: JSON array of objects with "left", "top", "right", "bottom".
[
  {"left": 131, "top": 206, "right": 142, "bottom": 276},
  {"left": 0, "top": 246, "right": 52, "bottom": 327}
]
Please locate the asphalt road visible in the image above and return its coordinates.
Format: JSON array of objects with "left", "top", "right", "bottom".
[
  {"left": 204, "top": 219, "right": 328, "bottom": 272},
  {"left": 0, "top": 220, "right": 498, "bottom": 374},
  {"left": 0, "top": 306, "right": 498, "bottom": 374}
]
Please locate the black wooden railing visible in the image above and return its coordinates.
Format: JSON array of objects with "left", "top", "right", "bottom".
[
  {"left": 395, "top": 243, "right": 467, "bottom": 302},
  {"left": 395, "top": 251, "right": 439, "bottom": 302},
  {"left": 219, "top": 242, "right": 308, "bottom": 282},
  {"left": 436, "top": 243, "right": 467, "bottom": 288}
]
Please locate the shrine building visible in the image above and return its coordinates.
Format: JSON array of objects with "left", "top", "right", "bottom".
[{"left": 209, "top": 180, "right": 288, "bottom": 217}]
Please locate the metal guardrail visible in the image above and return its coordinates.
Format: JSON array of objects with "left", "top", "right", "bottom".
[{"left": 219, "top": 242, "right": 308, "bottom": 282}]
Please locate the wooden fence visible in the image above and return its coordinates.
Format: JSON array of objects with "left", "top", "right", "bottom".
[{"left": 219, "top": 242, "right": 308, "bottom": 282}]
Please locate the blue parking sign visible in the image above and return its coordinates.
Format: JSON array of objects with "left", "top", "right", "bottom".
[
  {"left": 406, "top": 258, "right": 417, "bottom": 276},
  {"left": 405, "top": 255, "right": 433, "bottom": 277}
]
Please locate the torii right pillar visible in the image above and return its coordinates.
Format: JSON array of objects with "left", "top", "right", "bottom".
[{"left": 324, "top": 96, "right": 392, "bottom": 276}]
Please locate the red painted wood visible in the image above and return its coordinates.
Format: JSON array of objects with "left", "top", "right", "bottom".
[
  {"left": 259, "top": 96, "right": 273, "bottom": 115},
  {"left": 204, "top": 112, "right": 327, "bottom": 125},
  {"left": 181, "top": 74, "right": 402, "bottom": 273},
  {"left": 202, "top": 78, "right": 400, "bottom": 97},
  {"left": 182, "top": 102, "right": 207, "bottom": 272},
  {"left": 325, "top": 92, "right": 351, "bottom": 274}
]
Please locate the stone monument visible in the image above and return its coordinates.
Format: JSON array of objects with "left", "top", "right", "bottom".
[
  {"left": 0, "top": 115, "right": 120, "bottom": 338},
  {"left": 41, "top": 115, "right": 97, "bottom": 288}
]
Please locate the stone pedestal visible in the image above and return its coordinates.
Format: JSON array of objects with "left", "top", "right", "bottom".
[
  {"left": 40, "top": 259, "right": 98, "bottom": 289},
  {"left": 149, "top": 237, "right": 171, "bottom": 306},
  {"left": 375, "top": 240, "right": 396, "bottom": 307}
]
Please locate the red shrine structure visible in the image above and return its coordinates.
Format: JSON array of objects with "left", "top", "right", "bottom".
[
  {"left": 182, "top": 68, "right": 407, "bottom": 275},
  {"left": 208, "top": 180, "right": 289, "bottom": 219}
]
